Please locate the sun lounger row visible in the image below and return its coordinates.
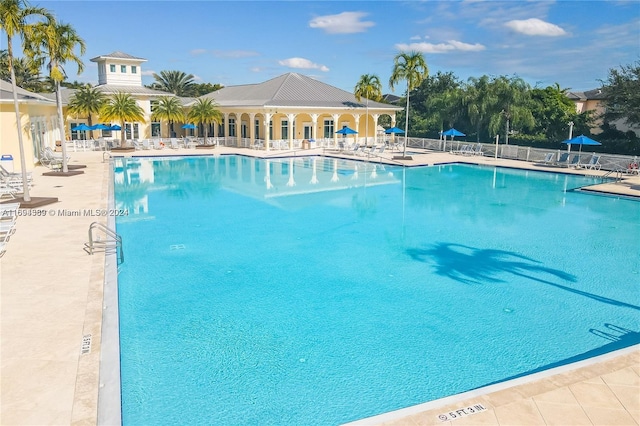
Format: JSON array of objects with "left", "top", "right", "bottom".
[
  {"left": 0, "top": 202, "right": 20, "bottom": 257},
  {"left": 451, "top": 144, "right": 484, "bottom": 156},
  {"left": 540, "top": 153, "right": 601, "bottom": 170}
]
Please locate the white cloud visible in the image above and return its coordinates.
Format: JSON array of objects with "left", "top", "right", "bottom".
[
  {"left": 190, "top": 49, "right": 207, "bottom": 56},
  {"left": 394, "top": 40, "right": 486, "bottom": 54},
  {"left": 278, "top": 57, "right": 329, "bottom": 72},
  {"left": 504, "top": 18, "right": 567, "bottom": 36},
  {"left": 309, "top": 11, "right": 374, "bottom": 34},
  {"left": 212, "top": 50, "right": 259, "bottom": 58},
  {"left": 142, "top": 70, "right": 156, "bottom": 76}
]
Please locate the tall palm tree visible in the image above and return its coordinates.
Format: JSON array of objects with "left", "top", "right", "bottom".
[
  {"left": 28, "top": 18, "right": 85, "bottom": 173},
  {"left": 67, "top": 85, "right": 107, "bottom": 139},
  {"left": 0, "top": 0, "right": 50, "bottom": 202},
  {"left": 151, "top": 96, "right": 185, "bottom": 138},
  {"left": 100, "top": 92, "right": 145, "bottom": 147},
  {"left": 187, "top": 98, "right": 222, "bottom": 145},
  {"left": 389, "top": 51, "right": 429, "bottom": 157},
  {"left": 150, "top": 70, "right": 195, "bottom": 96},
  {"left": 354, "top": 74, "right": 382, "bottom": 145}
]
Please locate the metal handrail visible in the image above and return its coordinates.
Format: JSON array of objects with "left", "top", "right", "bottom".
[{"left": 86, "top": 221, "right": 123, "bottom": 264}]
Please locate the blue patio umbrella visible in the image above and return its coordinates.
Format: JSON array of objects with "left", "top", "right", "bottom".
[
  {"left": 181, "top": 123, "right": 196, "bottom": 129},
  {"left": 440, "top": 128, "right": 466, "bottom": 151},
  {"left": 384, "top": 126, "right": 405, "bottom": 134},
  {"left": 440, "top": 128, "right": 465, "bottom": 137},
  {"left": 92, "top": 123, "right": 110, "bottom": 130},
  {"left": 562, "top": 134, "right": 601, "bottom": 159},
  {"left": 71, "top": 123, "right": 92, "bottom": 131},
  {"left": 109, "top": 124, "right": 121, "bottom": 131},
  {"left": 336, "top": 126, "right": 357, "bottom": 135}
]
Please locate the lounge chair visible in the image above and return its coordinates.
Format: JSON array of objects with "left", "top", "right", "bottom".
[
  {"left": 539, "top": 153, "right": 555, "bottom": 165},
  {"left": 470, "top": 143, "right": 484, "bottom": 156},
  {"left": 555, "top": 153, "right": 570, "bottom": 166},
  {"left": 452, "top": 144, "right": 471, "bottom": 155},
  {"left": 569, "top": 155, "right": 580, "bottom": 168},
  {"left": 366, "top": 146, "right": 378, "bottom": 157},
  {"left": 581, "top": 155, "right": 601, "bottom": 170}
]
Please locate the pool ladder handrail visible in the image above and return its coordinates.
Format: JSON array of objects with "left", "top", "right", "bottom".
[
  {"left": 601, "top": 167, "right": 625, "bottom": 182},
  {"left": 84, "top": 222, "right": 123, "bottom": 264}
]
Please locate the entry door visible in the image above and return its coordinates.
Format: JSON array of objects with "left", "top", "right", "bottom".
[
  {"left": 241, "top": 122, "right": 248, "bottom": 138},
  {"left": 303, "top": 123, "right": 312, "bottom": 139}
]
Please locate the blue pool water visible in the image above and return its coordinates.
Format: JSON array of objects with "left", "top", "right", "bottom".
[{"left": 115, "top": 155, "right": 640, "bottom": 425}]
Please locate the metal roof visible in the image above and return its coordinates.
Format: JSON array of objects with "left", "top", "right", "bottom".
[
  {"left": 196, "top": 73, "right": 401, "bottom": 111},
  {"left": 0, "top": 80, "right": 56, "bottom": 104},
  {"left": 90, "top": 51, "right": 147, "bottom": 62}
]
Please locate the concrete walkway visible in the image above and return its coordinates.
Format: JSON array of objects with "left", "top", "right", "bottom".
[{"left": 1, "top": 147, "right": 638, "bottom": 425}]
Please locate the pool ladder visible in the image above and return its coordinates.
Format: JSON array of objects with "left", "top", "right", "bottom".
[
  {"left": 84, "top": 222, "right": 124, "bottom": 265},
  {"left": 600, "top": 168, "right": 625, "bottom": 182}
]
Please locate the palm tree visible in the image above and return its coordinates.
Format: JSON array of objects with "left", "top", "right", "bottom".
[
  {"left": 389, "top": 51, "right": 429, "bottom": 157},
  {"left": 0, "top": 50, "right": 45, "bottom": 92},
  {"left": 0, "top": 0, "right": 50, "bottom": 202},
  {"left": 149, "top": 70, "right": 195, "bottom": 96},
  {"left": 28, "top": 18, "right": 85, "bottom": 173},
  {"left": 67, "top": 85, "right": 107, "bottom": 139},
  {"left": 151, "top": 96, "right": 185, "bottom": 138},
  {"left": 354, "top": 74, "right": 382, "bottom": 146},
  {"left": 187, "top": 98, "right": 222, "bottom": 145},
  {"left": 100, "top": 92, "right": 145, "bottom": 147}
]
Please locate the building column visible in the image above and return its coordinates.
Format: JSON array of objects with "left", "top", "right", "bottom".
[
  {"left": 287, "top": 113, "right": 296, "bottom": 149},
  {"left": 224, "top": 113, "right": 230, "bottom": 146},
  {"left": 235, "top": 113, "right": 241, "bottom": 147},
  {"left": 249, "top": 112, "right": 256, "bottom": 145},
  {"left": 372, "top": 114, "right": 380, "bottom": 145},
  {"left": 353, "top": 114, "right": 361, "bottom": 145},
  {"left": 332, "top": 113, "right": 340, "bottom": 147},
  {"left": 264, "top": 113, "right": 272, "bottom": 151},
  {"left": 310, "top": 113, "right": 319, "bottom": 140}
]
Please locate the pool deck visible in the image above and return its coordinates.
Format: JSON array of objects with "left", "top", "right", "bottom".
[{"left": 1, "top": 146, "right": 638, "bottom": 425}]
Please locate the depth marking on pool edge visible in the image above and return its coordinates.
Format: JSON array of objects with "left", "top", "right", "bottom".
[
  {"left": 81, "top": 334, "right": 92, "bottom": 355},
  {"left": 437, "top": 403, "right": 487, "bottom": 422}
]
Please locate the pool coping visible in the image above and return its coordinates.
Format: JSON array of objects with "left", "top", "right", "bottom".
[{"left": 97, "top": 151, "right": 639, "bottom": 425}]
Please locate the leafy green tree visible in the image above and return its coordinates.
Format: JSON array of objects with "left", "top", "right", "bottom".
[
  {"left": 67, "top": 85, "right": 107, "bottom": 136},
  {"left": 100, "top": 92, "right": 145, "bottom": 147},
  {"left": 464, "top": 75, "right": 495, "bottom": 142},
  {"left": 151, "top": 96, "right": 185, "bottom": 138},
  {"left": 148, "top": 70, "right": 196, "bottom": 96},
  {"left": 0, "top": 0, "right": 51, "bottom": 201},
  {"left": 530, "top": 83, "right": 576, "bottom": 141},
  {"left": 187, "top": 98, "right": 222, "bottom": 145},
  {"left": 602, "top": 61, "right": 640, "bottom": 128},
  {"left": 28, "top": 18, "right": 85, "bottom": 173},
  {"left": 389, "top": 51, "right": 429, "bottom": 156},
  {"left": 487, "top": 75, "right": 534, "bottom": 144},
  {"left": 191, "top": 82, "right": 224, "bottom": 97},
  {"left": 409, "top": 71, "right": 461, "bottom": 137},
  {"left": 354, "top": 73, "right": 382, "bottom": 143}
]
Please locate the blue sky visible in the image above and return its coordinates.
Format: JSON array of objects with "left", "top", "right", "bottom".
[{"left": 35, "top": 0, "right": 640, "bottom": 93}]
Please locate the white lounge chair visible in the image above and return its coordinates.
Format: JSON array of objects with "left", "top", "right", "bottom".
[
  {"left": 581, "top": 155, "right": 601, "bottom": 170},
  {"left": 539, "top": 153, "right": 555, "bottom": 165}
]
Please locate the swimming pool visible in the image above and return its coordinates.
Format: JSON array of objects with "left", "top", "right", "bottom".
[{"left": 114, "top": 155, "right": 640, "bottom": 425}]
